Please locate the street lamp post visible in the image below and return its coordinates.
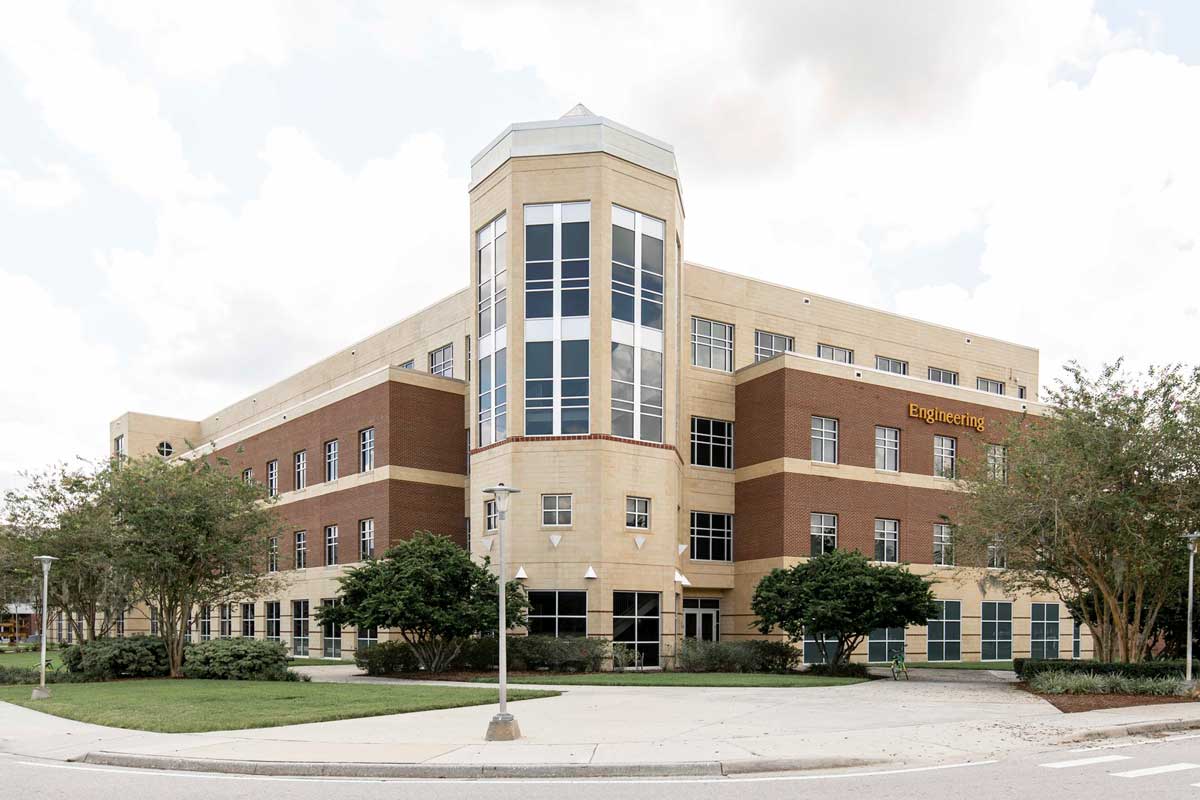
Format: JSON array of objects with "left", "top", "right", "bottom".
[
  {"left": 483, "top": 484, "right": 521, "bottom": 741},
  {"left": 32, "top": 555, "right": 58, "bottom": 701},
  {"left": 1184, "top": 532, "right": 1200, "bottom": 684}
]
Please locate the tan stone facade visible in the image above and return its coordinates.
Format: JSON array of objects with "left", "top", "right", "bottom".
[{"left": 96, "top": 107, "right": 1090, "bottom": 665}]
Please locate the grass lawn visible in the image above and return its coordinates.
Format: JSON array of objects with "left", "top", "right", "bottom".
[
  {"left": 905, "top": 661, "right": 1015, "bottom": 671},
  {"left": 0, "top": 679, "right": 558, "bottom": 733},
  {"left": 0, "top": 650, "right": 48, "bottom": 669},
  {"left": 471, "top": 672, "right": 866, "bottom": 688},
  {"left": 287, "top": 657, "right": 356, "bottom": 667}
]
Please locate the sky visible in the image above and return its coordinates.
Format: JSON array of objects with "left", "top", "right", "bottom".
[{"left": 1, "top": 1, "right": 1198, "bottom": 491}]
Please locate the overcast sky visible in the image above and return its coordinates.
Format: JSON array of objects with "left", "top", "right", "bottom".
[{"left": 2, "top": 1, "right": 1198, "bottom": 491}]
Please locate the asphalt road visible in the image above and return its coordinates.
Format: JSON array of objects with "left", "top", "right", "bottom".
[{"left": 5, "top": 733, "right": 1200, "bottom": 800}]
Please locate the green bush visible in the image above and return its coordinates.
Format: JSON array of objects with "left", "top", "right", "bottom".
[
  {"left": 675, "top": 640, "right": 801, "bottom": 673},
  {"left": 182, "top": 638, "right": 295, "bottom": 681},
  {"left": 60, "top": 636, "right": 170, "bottom": 680},
  {"left": 1015, "top": 658, "right": 1186, "bottom": 682},
  {"left": 612, "top": 642, "right": 640, "bottom": 671},
  {"left": 1029, "top": 670, "right": 1187, "bottom": 696},
  {"left": 359, "top": 640, "right": 421, "bottom": 675},
  {"left": 0, "top": 665, "right": 91, "bottom": 685},
  {"left": 508, "top": 636, "right": 608, "bottom": 672},
  {"left": 806, "top": 662, "right": 872, "bottom": 679},
  {"left": 454, "top": 637, "right": 499, "bottom": 671},
  {"left": 744, "top": 640, "right": 801, "bottom": 673}
]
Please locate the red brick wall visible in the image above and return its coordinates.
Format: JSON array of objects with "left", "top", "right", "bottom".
[{"left": 386, "top": 381, "right": 468, "bottom": 474}]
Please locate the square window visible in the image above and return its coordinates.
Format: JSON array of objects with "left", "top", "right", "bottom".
[
  {"left": 626, "top": 496, "right": 650, "bottom": 529},
  {"left": 690, "top": 511, "right": 733, "bottom": 562},
  {"left": 542, "top": 494, "right": 572, "bottom": 527},
  {"left": 691, "top": 317, "right": 733, "bottom": 371},
  {"left": 810, "top": 513, "right": 837, "bottom": 555},
  {"left": 690, "top": 416, "right": 733, "bottom": 468}
]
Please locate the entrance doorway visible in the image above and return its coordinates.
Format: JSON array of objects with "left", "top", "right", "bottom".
[{"left": 683, "top": 598, "right": 720, "bottom": 641}]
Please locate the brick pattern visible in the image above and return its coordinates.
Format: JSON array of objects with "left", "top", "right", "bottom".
[
  {"left": 736, "top": 368, "right": 1015, "bottom": 473},
  {"left": 735, "top": 472, "right": 964, "bottom": 564}
]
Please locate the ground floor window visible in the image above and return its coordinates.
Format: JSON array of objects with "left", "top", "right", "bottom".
[
  {"left": 241, "top": 603, "right": 255, "bottom": 638},
  {"left": 1031, "top": 602, "right": 1060, "bottom": 660},
  {"left": 868, "top": 627, "right": 905, "bottom": 662},
  {"left": 683, "top": 598, "right": 720, "bottom": 641},
  {"left": 292, "top": 600, "right": 309, "bottom": 656},
  {"left": 199, "top": 605, "right": 211, "bottom": 641},
  {"left": 357, "top": 626, "right": 378, "bottom": 651},
  {"left": 219, "top": 604, "right": 232, "bottom": 638},
  {"left": 803, "top": 633, "right": 837, "bottom": 664},
  {"left": 1073, "top": 620, "right": 1082, "bottom": 659},
  {"left": 981, "top": 601, "right": 1013, "bottom": 660},
  {"left": 927, "top": 600, "right": 961, "bottom": 661},
  {"left": 321, "top": 598, "right": 341, "bottom": 658},
  {"left": 613, "top": 591, "right": 660, "bottom": 667},
  {"left": 265, "top": 602, "right": 281, "bottom": 641},
  {"left": 528, "top": 590, "right": 587, "bottom": 637}
]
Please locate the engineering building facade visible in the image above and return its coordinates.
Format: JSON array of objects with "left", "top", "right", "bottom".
[{"left": 104, "top": 106, "right": 1091, "bottom": 665}]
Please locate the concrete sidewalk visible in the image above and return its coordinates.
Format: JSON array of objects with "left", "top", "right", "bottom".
[{"left": 3, "top": 671, "right": 1200, "bottom": 778}]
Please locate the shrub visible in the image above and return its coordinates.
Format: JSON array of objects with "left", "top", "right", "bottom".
[
  {"left": 1015, "top": 658, "right": 1186, "bottom": 682},
  {"left": 359, "top": 640, "right": 421, "bottom": 675},
  {"left": 182, "top": 638, "right": 292, "bottom": 681},
  {"left": 744, "top": 640, "right": 801, "bottom": 673},
  {"left": 0, "top": 666, "right": 91, "bottom": 685},
  {"left": 455, "top": 637, "right": 498, "bottom": 671},
  {"left": 1029, "top": 670, "right": 1187, "bottom": 696},
  {"left": 509, "top": 636, "right": 609, "bottom": 672},
  {"left": 675, "top": 640, "right": 801, "bottom": 673},
  {"left": 612, "top": 643, "right": 640, "bottom": 671},
  {"left": 61, "top": 636, "right": 170, "bottom": 680},
  {"left": 806, "top": 662, "right": 872, "bottom": 679}
]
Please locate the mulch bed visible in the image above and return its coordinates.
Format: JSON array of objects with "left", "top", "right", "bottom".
[{"left": 1018, "top": 683, "right": 1199, "bottom": 713}]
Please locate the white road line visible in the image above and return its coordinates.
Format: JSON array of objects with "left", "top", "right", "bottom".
[
  {"left": 14, "top": 758, "right": 999, "bottom": 786},
  {"left": 1039, "top": 755, "right": 1132, "bottom": 769},
  {"left": 1112, "top": 763, "right": 1200, "bottom": 778},
  {"left": 1070, "top": 732, "right": 1200, "bottom": 753}
]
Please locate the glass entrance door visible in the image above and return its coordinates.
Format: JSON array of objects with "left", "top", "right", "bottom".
[{"left": 683, "top": 598, "right": 720, "bottom": 641}]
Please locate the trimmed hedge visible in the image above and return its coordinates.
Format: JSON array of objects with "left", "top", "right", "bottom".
[
  {"left": 1014, "top": 658, "right": 1187, "bottom": 682},
  {"left": 182, "top": 638, "right": 298, "bottom": 681},
  {"left": 0, "top": 665, "right": 91, "bottom": 685},
  {"left": 1029, "top": 671, "right": 1188, "bottom": 696},
  {"left": 675, "top": 639, "right": 801, "bottom": 674},
  {"left": 60, "top": 636, "right": 170, "bottom": 680},
  {"left": 357, "top": 641, "right": 420, "bottom": 676},
  {"left": 805, "top": 662, "right": 872, "bottom": 679},
  {"left": 359, "top": 636, "right": 611, "bottom": 676}
]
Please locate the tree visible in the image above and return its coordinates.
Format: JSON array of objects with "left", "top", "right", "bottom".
[
  {"left": 751, "top": 549, "right": 937, "bottom": 665},
  {"left": 105, "top": 455, "right": 283, "bottom": 677},
  {"left": 2, "top": 464, "right": 134, "bottom": 641},
  {"left": 318, "top": 531, "right": 527, "bottom": 672},
  {"left": 952, "top": 361, "right": 1200, "bottom": 662}
]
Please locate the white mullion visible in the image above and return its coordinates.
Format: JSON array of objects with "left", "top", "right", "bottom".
[
  {"left": 552, "top": 203, "right": 563, "bottom": 435},
  {"left": 631, "top": 211, "right": 643, "bottom": 440}
]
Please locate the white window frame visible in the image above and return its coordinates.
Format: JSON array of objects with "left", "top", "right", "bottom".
[
  {"left": 689, "top": 511, "right": 733, "bottom": 562},
  {"left": 429, "top": 343, "right": 454, "bottom": 378},
  {"left": 294, "top": 450, "right": 307, "bottom": 490},
  {"left": 690, "top": 416, "right": 734, "bottom": 469},
  {"left": 294, "top": 530, "right": 307, "bottom": 569},
  {"left": 754, "top": 330, "right": 793, "bottom": 362},
  {"left": 987, "top": 444, "right": 1007, "bottom": 482},
  {"left": 874, "top": 426, "right": 899, "bottom": 471},
  {"left": 324, "top": 439, "right": 338, "bottom": 482},
  {"left": 324, "top": 524, "right": 339, "bottom": 566},
  {"left": 266, "top": 459, "right": 278, "bottom": 496},
  {"left": 811, "top": 416, "right": 838, "bottom": 463},
  {"left": 268, "top": 536, "right": 279, "bottom": 573},
  {"left": 928, "top": 366, "right": 959, "bottom": 385},
  {"left": 927, "top": 600, "right": 961, "bottom": 661},
  {"left": 810, "top": 512, "right": 837, "bottom": 555},
  {"left": 1031, "top": 602, "right": 1061, "bottom": 660},
  {"left": 875, "top": 355, "right": 908, "bottom": 375},
  {"left": 611, "top": 205, "right": 665, "bottom": 331},
  {"left": 485, "top": 499, "right": 498, "bottom": 532},
  {"left": 977, "top": 377, "right": 1005, "bottom": 395},
  {"left": 113, "top": 434, "right": 126, "bottom": 459},
  {"left": 400, "top": 359, "right": 415, "bottom": 369},
  {"left": 626, "top": 496, "right": 650, "bottom": 529},
  {"left": 241, "top": 602, "right": 255, "bottom": 638},
  {"left": 874, "top": 518, "right": 899, "bottom": 563},
  {"left": 359, "top": 518, "right": 375, "bottom": 561},
  {"left": 868, "top": 626, "right": 905, "bottom": 663},
  {"left": 265, "top": 601, "right": 281, "bottom": 642},
  {"left": 934, "top": 435, "right": 957, "bottom": 478},
  {"left": 611, "top": 342, "right": 663, "bottom": 443},
  {"left": 987, "top": 540, "right": 1007, "bottom": 569},
  {"left": 817, "top": 343, "right": 853, "bottom": 364},
  {"left": 541, "top": 494, "right": 573, "bottom": 527},
  {"left": 359, "top": 427, "right": 375, "bottom": 472},
  {"left": 690, "top": 316, "right": 733, "bottom": 372},
  {"left": 933, "top": 524, "right": 954, "bottom": 566},
  {"left": 527, "top": 590, "right": 589, "bottom": 637},
  {"left": 981, "top": 600, "right": 1013, "bottom": 661},
  {"left": 242, "top": 467, "right": 253, "bottom": 484}
]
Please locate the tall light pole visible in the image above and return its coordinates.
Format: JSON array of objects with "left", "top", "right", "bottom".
[
  {"left": 1184, "top": 532, "right": 1200, "bottom": 684},
  {"left": 483, "top": 484, "right": 521, "bottom": 741},
  {"left": 31, "top": 555, "right": 57, "bottom": 701}
]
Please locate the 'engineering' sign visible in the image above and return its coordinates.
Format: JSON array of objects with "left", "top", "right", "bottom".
[{"left": 908, "top": 403, "right": 985, "bottom": 432}]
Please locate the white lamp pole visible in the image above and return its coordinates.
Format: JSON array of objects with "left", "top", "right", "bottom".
[
  {"left": 1184, "top": 532, "right": 1200, "bottom": 684},
  {"left": 483, "top": 484, "right": 521, "bottom": 741},
  {"left": 32, "top": 555, "right": 57, "bottom": 701}
]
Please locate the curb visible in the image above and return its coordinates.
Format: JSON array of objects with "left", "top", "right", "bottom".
[
  {"left": 1059, "top": 717, "right": 1200, "bottom": 744},
  {"left": 80, "top": 751, "right": 885, "bottom": 779}
]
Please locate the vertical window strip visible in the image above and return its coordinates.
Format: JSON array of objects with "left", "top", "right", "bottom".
[
  {"left": 934, "top": 435, "right": 956, "bottom": 478},
  {"left": 294, "top": 450, "right": 306, "bottom": 490},
  {"left": 359, "top": 427, "right": 375, "bottom": 472},
  {"left": 933, "top": 524, "right": 953, "bottom": 565},
  {"left": 476, "top": 213, "right": 507, "bottom": 447},
  {"left": 611, "top": 205, "right": 665, "bottom": 330},
  {"left": 359, "top": 518, "right": 374, "bottom": 560}
]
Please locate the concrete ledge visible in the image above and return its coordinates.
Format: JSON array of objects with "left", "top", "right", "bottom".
[
  {"left": 1059, "top": 717, "right": 1200, "bottom": 744},
  {"left": 81, "top": 751, "right": 886, "bottom": 779}
]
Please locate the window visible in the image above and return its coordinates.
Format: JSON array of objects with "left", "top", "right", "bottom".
[
  {"left": 292, "top": 600, "right": 310, "bottom": 656},
  {"left": 933, "top": 524, "right": 954, "bottom": 566},
  {"left": 817, "top": 343, "right": 853, "bottom": 364},
  {"left": 874, "top": 426, "right": 899, "bottom": 471},
  {"left": 266, "top": 459, "right": 278, "bottom": 497},
  {"left": 150, "top": 606, "right": 159, "bottom": 636},
  {"left": 524, "top": 339, "right": 589, "bottom": 436},
  {"left": 324, "top": 439, "right": 338, "bottom": 481},
  {"left": 428, "top": 343, "right": 453, "bottom": 377},
  {"left": 875, "top": 355, "right": 908, "bottom": 375},
  {"left": 613, "top": 591, "right": 660, "bottom": 667},
  {"left": 324, "top": 525, "right": 339, "bottom": 565},
  {"left": 691, "top": 317, "right": 733, "bottom": 371},
  {"left": 928, "top": 367, "right": 959, "bottom": 385},
  {"left": 690, "top": 417, "right": 734, "bottom": 469},
  {"left": 987, "top": 540, "right": 1007, "bottom": 569},
  {"left": 113, "top": 434, "right": 126, "bottom": 459},
  {"left": 485, "top": 499, "right": 497, "bottom": 532},
  {"left": 476, "top": 212, "right": 507, "bottom": 338},
  {"left": 528, "top": 591, "right": 587, "bottom": 637},
  {"left": 241, "top": 603, "right": 255, "bottom": 638},
  {"left": 199, "top": 605, "right": 211, "bottom": 641},
  {"left": 868, "top": 627, "right": 905, "bottom": 662},
  {"left": 1018, "top": 385, "right": 1027, "bottom": 400},
  {"left": 359, "top": 518, "right": 374, "bottom": 560},
  {"left": 934, "top": 435, "right": 956, "bottom": 478},
  {"left": 683, "top": 598, "right": 721, "bottom": 641},
  {"left": 560, "top": 339, "right": 590, "bottom": 434},
  {"left": 294, "top": 530, "right": 307, "bottom": 569},
  {"left": 874, "top": 518, "right": 899, "bottom": 563},
  {"left": 810, "top": 513, "right": 838, "bottom": 555},
  {"left": 357, "top": 625, "right": 378, "bottom": 652},
  {"left": 242, "top": 467, "right": 253, "bottom": 484},
  {"left": 400, "top": 359, "right": 415, "bottom": 369},
  {"left": 219, "top": 604, "right": 232, "bottom": 638},
  {"left": 612, "top": 343, "right": 663, "bottom": 443},
  {"left": 612, "top": 205, "right": 665, "bottom": 330},
  {"left": 1073, "top": 620, "right": 1082, "bottom": 659},
  {"left": 541, "top": 494, "right": 572, "bottom": 527},
  {"left": 986, "top": 444, "right": 1007, "bottom": 481},
  {"left": 1031, "top": 602, "right": 1060, "bottom": 660},
  {"left": 527, "top": 202, "right": 590, "bottom": 319},
  {"left": 265, "top": 602, "right": 281, "bottom": 641},
  {"left": 690, "top": 511, "right": 733, "bottom": 562},
  {"left": 811, "top": 416, "right": 838, "bottom": 463},
  {"left": 359, "top": 428, "right": 375, "bottom": 472},
  {"left": 927, "top": 600, "right": 961, "bottom": 661},
  {"left": 981, "top": 601, "right": 1013, "bottom": 660},
  {"left": 477, "top": 346, "right": 507, "bottom": 446},
  {"left": 157, "top": 441, "right": 173, "bottom": 457},
  {"left": 321, "top": 598, "right": 341, "bottom": 658},
  {"left": 977, "top": 377, "right": 1005, "bottom": 395},
  {"left": 294, "top": 450, "right": 307, "bottom": 490},
  {"left": 804, "top": 633, "right": 837, "bottom": 665},
  {"left": 754, "top": 330, "right": 793, "bottom": 361},
  {"left": 268, "top": 537, "right": 279, "bottom": 573},
  {"left": 626, "top": 496, "right": 650, "bottom": 529}
]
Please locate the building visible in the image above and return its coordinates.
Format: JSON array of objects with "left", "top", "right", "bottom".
[{"left": 105, "top": 106, "right": 1090, "bottom": 665}]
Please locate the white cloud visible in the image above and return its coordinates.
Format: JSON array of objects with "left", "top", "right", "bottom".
[{"left": 0, "top": 162, "right": 82, "bottom": 209}]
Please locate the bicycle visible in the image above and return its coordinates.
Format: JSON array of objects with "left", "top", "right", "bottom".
[{"left": 890, "top": 652, "right": 909, "bottom": 680}]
